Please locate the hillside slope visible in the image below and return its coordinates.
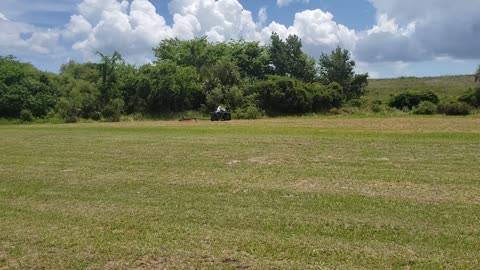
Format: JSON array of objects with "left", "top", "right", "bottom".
[{"left": 366, "top": 75, "right": 478, "bottom": 101}]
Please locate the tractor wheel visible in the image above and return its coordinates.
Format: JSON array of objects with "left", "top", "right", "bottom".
[
  {"left": 224, "top": 112, "right": 232, "bottom": 121},
  {"left": 210, "top": 113, "right": 218, "bottom": 121}
]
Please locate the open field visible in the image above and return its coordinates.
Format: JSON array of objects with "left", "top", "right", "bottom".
[
  {"left": 1, "top": 117, "right": 480, "bottom": 269},
  {"left": 366, "top": 75, "right": 478, "bottom": 101}
]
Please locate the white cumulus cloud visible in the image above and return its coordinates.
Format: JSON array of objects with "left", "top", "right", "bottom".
[
  {"left": 260, "top": 9, "right": 357, "bottom": 56},
  {"left": 68, "top": 0, "right": 173, "bottom": 63},
  {"left": 0, "top": 12, "right": 7, "bottom": 21},
  {"left": 0, "top": 18, "right": 63, "bottom": 57},
  {"left": 61, "top": 0, "right": 356, "bottom": 65},
  {"left": 63, "top": 15, "right": 92, "bottom": 41},
  {"left": 77, "top": 0, "right": 129, "bottom": 25},
  {"left": 168, "top": 0, "right": 258, "bottom": 42}
]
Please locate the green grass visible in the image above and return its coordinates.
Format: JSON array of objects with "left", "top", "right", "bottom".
[
  {"left": 366, "top": 75, "right": 478, "bottom": 102},
  {"left": 1, "top": 118, "right": 480, "bottom": 269}
]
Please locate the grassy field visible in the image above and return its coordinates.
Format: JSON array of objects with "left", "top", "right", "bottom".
[
  {"left": 366, "top": 75, "right": 478, "bottom": 101},
  {"left": 1, "top": 117, "right": 480, "bottom": 269}
]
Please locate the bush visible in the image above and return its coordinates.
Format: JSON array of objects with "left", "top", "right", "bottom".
[
  {"left": 65, "top": 116, "right": 79, "bottom": 123},
  {"left": 347, "top": 98, "right": 364, "bottom": 108},
  {"left": 102, "top": 98, "right": 125, "bottom": 122},
  {"left": 206, "top": 86, "right": 248, "bottom": 112},
  {"left": 19, "top": 109, "right": 33, "bottom": 122},
  {"left": 370, "top": 103, "right": 383, "bottom": 113},
  {"left": 371, "top": 99, "right": 383, "bottom": 105},
  {"left": 132, "top": 113, "right": 144, "bottom": 121},
  {"left": 254, "top": 76, "right": 312, "bottom": 115},
  {"left": 205, "top": 87, "right": 225, "bottom": 112},
  {"left": 90, "top": 111, "right": 102, "bottom": 121},
  {"left": 120, "top": 113, "right": 144, "bottom": 122},
  {"left": 310, "top": 83, "right": 344, "bottom": 113},
  {"left": 389, "top": 90, "right": 439, "bottom": 110},
  {"left": 0, "top": 57, "right": 60, "bottom": 118},
  {"left": 459, "top": 87, "right": 480, "bottom": 108},
  {"left": 234, "top": 105, "right": 262, "bottom": 119},
  {"left": 329, "top": 108, "right": 342, "bottom": 115},
  {"left": 224, "top": 86, "right": 245, "bottom": 110},
  {"left": 55, "top": 97, "right": 79, "bottom": 123},
  {"left": 413, "top": 101, "right": 437, "bottom": 115},
  {"left": 438, "top": 101, "right": 471, "bottom": 116}
]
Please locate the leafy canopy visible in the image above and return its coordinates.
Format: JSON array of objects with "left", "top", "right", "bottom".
[
  {"left": 1, "top": 33, "right": 372, "bottom": 121},
  {"left": 318, "top": 47, "right": 369, "bottom": 100}
]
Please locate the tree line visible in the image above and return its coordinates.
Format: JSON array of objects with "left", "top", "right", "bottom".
[{"left": 0, "top": 33, "right": 369, "bottom": 122}]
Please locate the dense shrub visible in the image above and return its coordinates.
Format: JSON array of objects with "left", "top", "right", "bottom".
[
  {"left": 224, "top": 86, "right": 245, "bottom": 110},
  {"left": 254, "top": 78, "right": 348, "bottom": 115},
  {"left": 55, "top": 97, "right": 79, "bottom": 123},
  {"left": 329, "top": 108, "right": 341, "bottom": 115},
  {"left": 19, "top": 109, "right": 34, "bottom": 122},
  {"left": 132, "top": 113, "right": 144, "bottom": 121},
  {"left": 254, "top": 76, "right": 311, "bottom": 115},
  {"left": 234, "top": 105, "right": 262, "bottom": 119},
  {"left": 102, "top": 98, "right": 125, "bottom": 122},
  {"left": 371, "top": 99, "right": 383, "bottom": 106},
  {"left": 370, "top": 103, "right": 383, "bottom": 113},
  {"left": 413, "top": 101, "right": 437, "bottom": 115},
  {"left": 0, "top": 57, "right": 61, "bottom": 118},
  {"left": 205, "top": 87, "right": 225, "bottom": 112},
  {"left": 205, "top": 86, "right": 247, "bottom": 112},
  {"left": 459, "top": 87, "right": 480, "bottom": 108},
  {"left": 347, "top": 98, "right": 364, "bottom": 108},
  {"left": 389, "top": 90, "right": 439, "bottom": 110},
  {"left": 69, "top": 80, "right": 100, "bottom": 119},
  {"left": 310, "top": 83, "right": 344, "bottom": 113},
  {"left": 438, "top": 101, "right": 471, "bottom": 116}
]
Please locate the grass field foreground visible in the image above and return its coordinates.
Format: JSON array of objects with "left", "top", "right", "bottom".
[{"left": 1, "top": 117, "right": 480, "bottom": 269}]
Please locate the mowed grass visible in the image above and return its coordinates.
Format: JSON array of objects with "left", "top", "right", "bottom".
[{"left": 1, "top": 118, "right": 480, "bottom": 269}]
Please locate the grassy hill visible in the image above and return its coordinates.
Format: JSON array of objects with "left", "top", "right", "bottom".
[{"left": 366, "top": 75, "right": 478, "bottom": 102}]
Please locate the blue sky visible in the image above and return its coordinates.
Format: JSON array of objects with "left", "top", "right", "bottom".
[{"left": 0, "top": 0, "right": 479, "bottom": 78}]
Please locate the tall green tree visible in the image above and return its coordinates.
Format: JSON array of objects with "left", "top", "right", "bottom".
[
  {"left": 318, "top": 47, "right": 368, "bottom": 100},
  {"left": 229, "top": 40, "right": 270, "bottom": 79},
  {"left": 97, "top": 51, "right": 123, "bottom": 106},
  {"left": 269, "top": 33, "right": 289, "bottom": 77},
  {"left": 209, "top": 56, "right": 241, "bottom": 87},
  {"left": 60, "top": 60, "right": 99, "bottom": 83},
  {"left": 269, "top": 33, "right": 316, "bottom": 82},
  {"left": 153, "top": 37, "right": 216, "bottom": 70},
  {"left": 140, "top": 61, "right": 202, "bottom": 113},
  {"left": 95, "top": 51, "right": 126, "bottom": 121}
]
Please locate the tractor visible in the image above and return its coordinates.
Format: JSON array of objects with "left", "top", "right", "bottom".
[{"left": 211, "top": 106, "right": 232, "bottom": 121}]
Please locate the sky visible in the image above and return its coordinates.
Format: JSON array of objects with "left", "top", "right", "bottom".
[{"left": 0, "top": 0, "right": 479, "bottom": 78}]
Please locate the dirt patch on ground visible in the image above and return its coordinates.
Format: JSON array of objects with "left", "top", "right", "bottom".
[
  {"left": 248, "top": 156, "right": 277, "bottom": 165},
  {"left": 227, "top": 160, "right": 241, "bottom": 165}
]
